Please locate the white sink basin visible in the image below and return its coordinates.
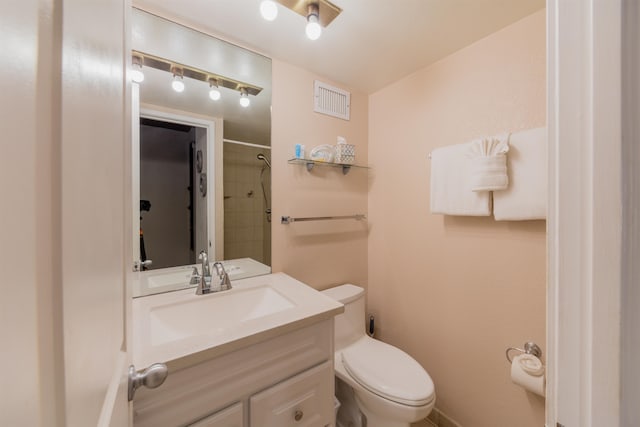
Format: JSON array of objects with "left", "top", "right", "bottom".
[
  {"left": 132, "top": 273, "right": 344, "bottom": 369},
  {"left": 149, "top": 286, "right": 295, "bottom": 345}
]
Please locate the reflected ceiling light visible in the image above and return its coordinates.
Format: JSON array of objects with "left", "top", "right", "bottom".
[
  {"left": 239, "top": 87, "right": 251, "bottom": 107},
  {"left": 208, "top": 78, "right": 221, "bottom": 101},
  {"left": 260, "top": 0, "right": 278, "bottom": 21},
  {"left": 305, "top": 2, "right": 322, "bottom": 40},
  {"left": 131, "top": 55, "right": 145, "bottom": 83},
  {"left": 171, "top": 67, "right": 185, "bottom": 92},
  {"left": 132, "top": 50, "right": 264, "bottom": 102}
]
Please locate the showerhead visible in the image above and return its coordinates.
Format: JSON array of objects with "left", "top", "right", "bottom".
[{"left": 257, "top": 153, "right": 271, "bottom": 168}]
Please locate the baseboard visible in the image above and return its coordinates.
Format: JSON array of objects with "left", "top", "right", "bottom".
[{"left": 427, "top": 407, "right": 463, "bottom": 427}]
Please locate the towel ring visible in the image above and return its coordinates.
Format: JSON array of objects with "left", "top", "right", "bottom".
[{"left": 506, "top": 341, "right": 542, "bottom": 363}]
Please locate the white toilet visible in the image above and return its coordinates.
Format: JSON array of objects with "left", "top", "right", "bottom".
[{"left": 322, "top": 284, "right": 436, "bottom": 427}]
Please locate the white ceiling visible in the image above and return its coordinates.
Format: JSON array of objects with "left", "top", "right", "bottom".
[{"left": 133, "top": 0, "right": 545, "bottom": 94}]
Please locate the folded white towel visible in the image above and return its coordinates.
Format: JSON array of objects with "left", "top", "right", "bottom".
[
  {"left": 469, "top": 135, "right": 510, "bottom": 192},
  {"left": 493, "top": 127, "right": 547, "bottom": 221},
  {"left": 430, "top": 142, "right": 491, "bottom": 216}
]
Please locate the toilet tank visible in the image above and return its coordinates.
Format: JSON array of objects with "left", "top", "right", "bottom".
[{"left": 321, "top": 284, "right": 366, "bottom": 351}]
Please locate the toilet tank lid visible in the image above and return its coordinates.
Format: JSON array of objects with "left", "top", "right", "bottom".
[{"left": 321, "top": 284, "right": 364, "bottom": 304}]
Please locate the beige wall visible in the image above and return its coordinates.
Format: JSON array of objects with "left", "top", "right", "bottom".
[
  {"left": 368, "top": 10, "right": 546, "bottom": 427},
  {"left": 271, "top": 60, "right": 369, "bottom": 289}
]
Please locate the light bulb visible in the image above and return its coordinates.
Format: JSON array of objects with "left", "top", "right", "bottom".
[
  {"left": 305, "top": 5, "right": 322, "bottom": 41},
  {"left": 171, "top": 75, "right": 184, "bottom": 92},
  {"left": 260, "top": 0, "right": 278, "bottom": 21},
  {"left": 239, "top": 89, "right": 250, "bottom": 108},
  {"left": 306, "top": 20, "right": 322, "bottom": 40},
  {"left": 208, "top": 78, "right": 221, "bottom": 101},
  {"left": 209, "top": 88, "right": 221, "bottom": 101},
  {"left": 131, "top": 63, "right": 144, "bottom": 83}
]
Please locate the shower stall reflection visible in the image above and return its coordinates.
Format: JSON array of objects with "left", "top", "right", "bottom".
[{"left": 223, "top": 142, "right": 271, "bottom": 266}]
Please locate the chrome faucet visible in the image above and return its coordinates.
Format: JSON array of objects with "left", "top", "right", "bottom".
[
  {"left": 194, "top": 251, "right": 231, "bottom": 294},
  {"left": 195, "top": 250, "right": 212, "bottom": 295},
  {"left": 213, "top": 261, "right": 232, "bottom": 291}
]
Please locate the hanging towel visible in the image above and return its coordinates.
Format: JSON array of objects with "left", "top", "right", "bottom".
[
  {"left": 430, "top": 142, "right": 491, "bottom": 216},
  {"left": 468, "top": 134, "right": 510, "bottom": 192},
  {"left": 493, "top": 127, "right": 547, "bottom": 221}
]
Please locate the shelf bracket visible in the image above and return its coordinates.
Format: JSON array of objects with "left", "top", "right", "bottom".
[{"left": 302, "top": 161, "right": 351, "bottom": 174}]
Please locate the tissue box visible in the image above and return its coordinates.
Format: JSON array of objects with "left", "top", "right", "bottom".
[{"left": 335, "top": 143, "right": 355, "bottom": 164}]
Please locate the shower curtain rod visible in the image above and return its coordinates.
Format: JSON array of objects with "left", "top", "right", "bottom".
[{"left": 223, "top": 138, "right": 271, "bottom": 150}]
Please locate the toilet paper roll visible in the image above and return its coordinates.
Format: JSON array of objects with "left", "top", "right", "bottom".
[{"left": 511, "top": 354, "right": 545, "bottom": 397}]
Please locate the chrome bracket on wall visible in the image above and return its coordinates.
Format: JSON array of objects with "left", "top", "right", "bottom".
[{"left": 505, "top": 341, "right": 543, "bottom": 363}]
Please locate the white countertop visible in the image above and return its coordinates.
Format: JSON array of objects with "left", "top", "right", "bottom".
[{"left": 132, "top": 272, "right": 343, "bottom": 370}]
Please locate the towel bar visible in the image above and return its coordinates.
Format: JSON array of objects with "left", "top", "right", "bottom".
[{"left": 281, "top": 214, "right": 367, "bottom": 224}]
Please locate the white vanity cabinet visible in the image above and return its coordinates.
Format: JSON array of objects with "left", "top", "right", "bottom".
[{"left": 133, "top": 320, "right": 335, "bottom": 427}]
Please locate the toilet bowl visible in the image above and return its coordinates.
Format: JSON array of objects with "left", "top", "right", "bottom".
[{"left": 322, "top": 284, "right": 435, "bottom": 427}]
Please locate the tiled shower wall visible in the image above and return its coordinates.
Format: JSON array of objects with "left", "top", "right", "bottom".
[{"left": 223, "top": 142, "right": 271, "bottom": 265}]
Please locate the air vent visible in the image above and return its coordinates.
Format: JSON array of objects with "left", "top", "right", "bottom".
[{"left": 314, "top": 80, "right": 350, "bottom": 121}]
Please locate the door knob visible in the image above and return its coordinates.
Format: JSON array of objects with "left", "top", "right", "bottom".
[
  {"left": 128, "top": 363, "right": 168, "bottom": 401},
  {"left": 133, "top": 259, "right": 153, "bottom": 271}
]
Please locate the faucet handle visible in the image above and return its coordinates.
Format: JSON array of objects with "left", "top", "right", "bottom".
[
  {"left": 213, "top": 262, "right": 232, "bottom": 291},
  {"left": 189, "top": 266, "right": 200, "bottom": 285},
  {"left": 133, "top": 259, "right": 153, "bottom": 272},
  {"left": 198, "top": 250, "right": 211, "bottom": 277}
]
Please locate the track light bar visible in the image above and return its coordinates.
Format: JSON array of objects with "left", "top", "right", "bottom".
[{"left": 132, "top": 50, "right": 263, "bottom": 96}]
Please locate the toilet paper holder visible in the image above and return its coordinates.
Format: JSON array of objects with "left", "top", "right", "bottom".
[{"left": 506, "top": 341, "right": 542, "bottom": 363}]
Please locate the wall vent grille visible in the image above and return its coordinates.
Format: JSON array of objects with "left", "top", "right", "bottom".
[{"left": 314, "top": 80, "right": 350, "bottom": 120}]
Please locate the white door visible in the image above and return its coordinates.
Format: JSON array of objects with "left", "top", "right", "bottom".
[
  {"left": 1, "top": 0, "right": 133, "bottom": 426},
  {"left": 61, "top": 0, "right": 133, "bottom": 425},
  {"left": 547, "top": 1, "right": 623, "bottom": 426}
]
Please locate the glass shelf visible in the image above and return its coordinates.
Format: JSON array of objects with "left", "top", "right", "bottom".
[{"left": 287, "top": 158, "right": 369, "bottom": 175}]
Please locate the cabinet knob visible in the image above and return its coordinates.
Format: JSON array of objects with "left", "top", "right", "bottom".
[{"left": 294, "top": 409, "right": 304, "bottom": 421}]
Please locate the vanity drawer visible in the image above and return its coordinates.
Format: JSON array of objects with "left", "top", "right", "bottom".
[
  {"left": 188, "top": 402, "right": 243, "bottom": 427},
  {"left": 249, "top": 361, "right": 333, "bottom": 427}
]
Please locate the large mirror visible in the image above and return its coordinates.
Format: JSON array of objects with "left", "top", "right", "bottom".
[{"left": 131, "top": 8, "right": 272, "bottom": 296}]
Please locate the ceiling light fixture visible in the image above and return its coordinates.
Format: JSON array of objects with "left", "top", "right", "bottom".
[
  {"left": 305, "top": 2, "right": 322, "bottom": 40},
  {"left": 171, "top": 67, "right": 185, "bottom": 92},
  {"left": 239, "top": 88, "right": 251, "bottom": 107},
  {"left": 208, "top": 78, "right": 221, "bottom": 101},
  {"left": 131, "top": 55, "right": 145, "bottom": 83},
  {"left": 261, "top": 0, "right": 341, "bottom": 40},
  {"left": 260, "top": 0, "right": 278, "bottom": 21}
]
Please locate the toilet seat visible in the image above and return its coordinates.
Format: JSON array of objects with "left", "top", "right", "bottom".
[{"left": 341, "top": 337, "right": 435, "bottom": 407}]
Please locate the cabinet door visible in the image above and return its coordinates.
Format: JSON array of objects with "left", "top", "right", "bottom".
[
  {"left": 250, "top": 361, "right": 333, "bottom": 427},
  {"left": 189, "top": 402, "right": 243, "bottom": 427}
]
